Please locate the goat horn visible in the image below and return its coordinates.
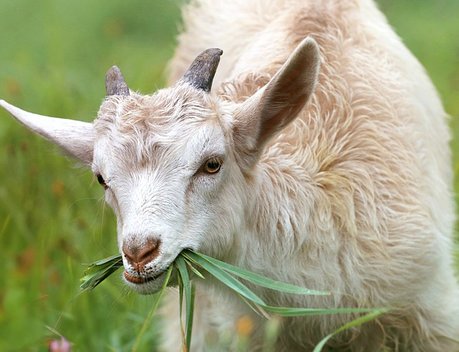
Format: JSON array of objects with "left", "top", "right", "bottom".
[
  {"left": 105, "top": 65, "right": 130, "bottom": 96},
  {"left": 181, "top": 48, "right": 223, "bottom": 92}
]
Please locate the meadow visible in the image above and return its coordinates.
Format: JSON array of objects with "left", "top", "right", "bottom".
[{"left": 0, "top": 0, "right": 458, "bottom": 351}]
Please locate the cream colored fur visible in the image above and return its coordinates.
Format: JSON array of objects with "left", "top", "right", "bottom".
[{"left": 161, "top": 0, "right": 459, "bottom": 351}]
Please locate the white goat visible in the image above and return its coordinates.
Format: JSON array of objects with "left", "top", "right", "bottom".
[{"left": 1, "top": 0, "right": 459, "bottom": 350}]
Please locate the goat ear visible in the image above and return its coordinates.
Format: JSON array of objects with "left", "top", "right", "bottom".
[
  {"left": 233, "top": 37, "right": 320, "bottom": 168},
  {"left": 0, "top": 100, "right": 95, "bottom": 165}
]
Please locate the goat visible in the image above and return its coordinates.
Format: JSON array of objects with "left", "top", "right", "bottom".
[{"left": 1, "top": 0, "right": 459, "bottom": 350}]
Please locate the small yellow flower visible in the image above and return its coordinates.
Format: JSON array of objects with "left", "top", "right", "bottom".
[{"left": 236, "top": 315, "right": 254, "bottom": 337}]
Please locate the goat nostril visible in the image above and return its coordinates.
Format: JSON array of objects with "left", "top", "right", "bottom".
[
  {"left": 122, "top": 238, "right": 161, "bottom": 269},
  {"left": 137, "top": 240, "right": 160, "bottom": 265}
]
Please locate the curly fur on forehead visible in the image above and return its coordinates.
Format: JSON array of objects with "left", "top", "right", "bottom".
[
  {"left": 96, "top": 84, "right": 219, "bottom": 132},
  {"left": 93, "top": 83, "right": 225, "bottom": 167}
]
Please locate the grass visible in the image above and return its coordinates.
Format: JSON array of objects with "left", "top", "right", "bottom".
[
  {"left": 80, "top": 251, "right": 387, "bottom": 351},
  {"left": 0, "top": 0, "right": 458, "bottom": 351}
]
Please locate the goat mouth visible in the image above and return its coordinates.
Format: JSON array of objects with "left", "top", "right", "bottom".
[{"left": 123, "top": 270, "right": 164, "bottom": 284}]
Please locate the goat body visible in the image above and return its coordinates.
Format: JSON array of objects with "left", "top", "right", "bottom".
[{"left": 1, "top": 0, "right": 458, "bottom": 351}]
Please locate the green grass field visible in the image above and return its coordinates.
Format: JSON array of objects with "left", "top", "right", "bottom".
[{"left": 0, "top": 1, "right": 458, "bottom": 351}]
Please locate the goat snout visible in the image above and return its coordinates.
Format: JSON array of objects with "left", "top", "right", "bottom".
[{"left": 122, "top": 237, "right": 161, "bottom": 272}]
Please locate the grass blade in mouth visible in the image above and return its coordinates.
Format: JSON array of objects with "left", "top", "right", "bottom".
[
  {"left": 263, "top": 306, "right": 383, "bottom": 317},
  {"left": 80, "top": 251, "right": 387, "bottom": 351},
  {"left": 182, "top": 251, "right": 267, "bottom": 306},
  {"left": 175, "top": 255, "right": 195, "bottom": 351},
  {"left": 131, "top": 266, "right": 173, "bottom": 352},
  {"left": 183, "top": 250, "right": 329, "bottom": 296},
  {"left": 80, "top": 254, "right": 123, "bottom": 291}
]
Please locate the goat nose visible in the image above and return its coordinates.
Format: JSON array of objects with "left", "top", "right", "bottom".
[{"left": 122, "top": 237, "right": 161, "bottom": 271}]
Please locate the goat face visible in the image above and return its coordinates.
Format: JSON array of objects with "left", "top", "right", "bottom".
[
  {"left": 0, "top": 37, "right": 320, "bottom": 294},
  {"left": 92, "top": 85, "right": 247, "bottom": 294}
]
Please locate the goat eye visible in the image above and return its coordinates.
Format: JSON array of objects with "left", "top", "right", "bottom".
[
  {"left": 203, "top": 157, "right": 222, "bottom": 174},
  {"left": 96, "top": 174, "right": 108, "bottom": 189}
]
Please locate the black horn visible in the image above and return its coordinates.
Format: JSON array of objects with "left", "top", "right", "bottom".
[
  {"left": 105, "top": 65, "right": 130, "bottom": 96},
  {"left": 181, "top": 48, "right": 223, "bottom": 92}
]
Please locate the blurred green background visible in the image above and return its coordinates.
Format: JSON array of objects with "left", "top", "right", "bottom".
[{"left": 0, "top": 0, "right": 457, "bottom": 351}]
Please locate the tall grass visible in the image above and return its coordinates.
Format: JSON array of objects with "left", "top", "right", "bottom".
[{"left": 0, "top": 0, "right": 458, "bottom": 351}]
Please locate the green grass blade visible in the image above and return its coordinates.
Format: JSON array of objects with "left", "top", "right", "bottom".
[
  {"left": 131, "top": 266, "right": 173, "bottom": 352},
  {"left": 85, "top": 254, "right": 123, "bottom": 267},
  {"left": 80, "top": 254, "right": 124, "bottom": 291},
  {"left": 79, "top": 251, "right": 387, "bottom": 352},
  {"left": 186, "top": 260, "right": 205, "bottom": 280},
  {"left": 187, "top": 251, "right": 329, "bottom": 296},
  {"left": 177, "top": 270, "right": 186, "bottom": 345},
  {"left": 0, "top": 215, "right": 10, "bottom": 237},
  {"left": 264, "top": 306, "right": 380, "bottom": 317},
  {"left": 238, "top": 294, "right": 271, "bottom": 319},
  {"left": 187, "top": 283, "right": 196, "bottom": 349},
  {"left": 176, "top": 255, "right": 195, "bottom": 351},
  {"left": 313, "top": 308, "right": 389, "bottom": 352},
  {"left": 182, "top": 251, "right": 266, "bottom": 306}
]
